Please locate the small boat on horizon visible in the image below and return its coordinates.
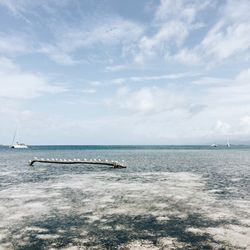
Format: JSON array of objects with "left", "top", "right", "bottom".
[
  {"left": 10, "top": 142, "right": 28, "bottom": 149},
  {"left": 210, "top": 143, "right": 217, "bottom": 147},
  {"left": 10, "top": 127, "right": 28, "bottom": 149}
]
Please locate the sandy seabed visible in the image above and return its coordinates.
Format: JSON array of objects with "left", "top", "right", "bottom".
[{"left": 0, "top": 170, "right": 249, "bottom": 249}]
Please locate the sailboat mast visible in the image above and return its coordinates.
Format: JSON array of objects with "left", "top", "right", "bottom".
[{"left": 11, "top": 127, "right": 17, "bottom": 145}]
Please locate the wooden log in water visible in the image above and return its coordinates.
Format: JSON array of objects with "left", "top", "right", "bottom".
[{"left": 29, "top": 159, "right": 126, "bottom": 168}]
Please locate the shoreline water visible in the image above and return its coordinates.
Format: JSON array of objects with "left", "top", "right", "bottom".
[{"left": 0, "top": 147, "right": 249, "bottom": 249}]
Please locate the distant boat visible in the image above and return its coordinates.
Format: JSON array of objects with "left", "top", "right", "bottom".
[
  {"left": 227, "top": 139, "right": 231, "bottom": 148},
  {"left": 10, "top": 127, "right": 28, "bottom": 149},
  {"left": 210, "top": 143, "right": 217, "bottom": 147},
  {"left": 10, "top": 142, "right": 28, "bottom": 149}
]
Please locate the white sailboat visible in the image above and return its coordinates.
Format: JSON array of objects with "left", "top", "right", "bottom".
[
  {"left": 227, "top": 138, "right": 231, "bottom": 147},
  {"left": 10, "top": 128, "right": 28, "bottom": 149},
  {"left": 10, "top": 143, "right": 28, "bottom": 149}
]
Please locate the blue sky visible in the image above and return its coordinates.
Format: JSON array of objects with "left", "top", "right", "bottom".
[{"left": 0, "top": 0, "right": 250, "bottom": 145}]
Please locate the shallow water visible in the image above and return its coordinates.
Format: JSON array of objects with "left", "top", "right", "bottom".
[{"left": 0, "top": 146, "right": 249, "bottom": 249}]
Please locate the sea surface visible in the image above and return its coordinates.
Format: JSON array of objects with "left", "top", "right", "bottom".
[{"left": 0, "top": 145, "right": 249, "bottom": 249}]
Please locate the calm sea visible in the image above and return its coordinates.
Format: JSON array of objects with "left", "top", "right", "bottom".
[{"left": 0, "top": 145, "right": 249, "bottom": 249}]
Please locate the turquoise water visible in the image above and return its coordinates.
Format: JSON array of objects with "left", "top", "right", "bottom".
[{"left": 0, "top": 146, "right": 249, "bottom": 249}]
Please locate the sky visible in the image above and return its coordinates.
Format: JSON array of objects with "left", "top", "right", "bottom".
[{"left": 0, "top": 0, "right": 250, "bottom": 145}]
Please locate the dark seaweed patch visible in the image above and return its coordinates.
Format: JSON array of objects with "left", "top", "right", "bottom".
[{"left": 3, "top": 212, "right": 239, "bottom": 250}]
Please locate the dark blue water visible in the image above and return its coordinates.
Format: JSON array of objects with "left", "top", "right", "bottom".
[{"left": 0, "top": 146, "right": 249, "bottom": 249}]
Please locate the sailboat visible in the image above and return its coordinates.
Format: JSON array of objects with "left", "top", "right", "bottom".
[
  {"left": 10, "top": 142, "right": 28, "bottom": 149},
  {"left": 10, "top": 128, "right": 28, "bottom": 149},
  {"left": 227, "top": 138, "right": 231, "bottom": 148}
]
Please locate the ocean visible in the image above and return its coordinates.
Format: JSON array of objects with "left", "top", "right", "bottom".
[{"left": 0, "top": 145, "right": 249, "bottom": 249}]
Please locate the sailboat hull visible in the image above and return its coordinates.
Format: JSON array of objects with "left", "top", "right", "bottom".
[{"left": 11, "top": 144, "right": 28, "bottom": 149}]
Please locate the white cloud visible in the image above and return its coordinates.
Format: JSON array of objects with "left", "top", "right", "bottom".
[
  {"left": 0, "top": 57, "right": 66, "bottom": 99},
  {"left": 214, "top": 120, "right": 231, "bottom": 134},
  {"left": 207, "top": 67, "right": 250, "bottom": 96},
  {"left": 200, "top": 0, "right": 250, "bottom": 60},
  {"left": 134, "top": 0, "right": 211, "bottom": 64},
  {"left": 155, "top": 0, "right": 212, "bottom": 24},
  {"left": 0, "top": 57, "right": 16, "bottom": 71},
  {"left": 202, "top": 22, "right": 250, "bottom": 60},
  {"left": 111, "top": 72, "right": 198, "bottom": 84},
  {"left": 103, "top": 67, "right": 250, "bottom": 142},
  {"left": 236, "top": 68, "right": 250, "bottom": 84},
  {"left": 240, "top": 115, "right": 250, "bottom": 126},
  {"left": 171, "top": 48, "right": 201, "bottom": 65},
  {"left": 107, "top": 85, "right": 186, "bottom": 115},
  {"left": 192, "top": 68, "right": 250, "bottom": 110},
  {"left": 81, "top": 88, "right": 96, "bottom": 94},
  {"left": 42, "top": 17, "right": 144, "bottom": 65},
  {"left": 226, "top": 115, "right": 250, "bottom": 136},
  {"left": 0, "top": 1, "right": 144, "bottom": 65},
  {"left": 105, "top": 64, "right": 128, "bottom": 72},
  {"left": 1, "top": 0, "right": 249, "bottom": 68},
  {"left": 240, "top": 115, "right": 250, "bottom": 135},
  {"left": 39, "top": 45, "right": 77, "bottom": 65},
  {"left": 0, "top": 33, "right": 31, "bottom": 55},
  {"left": 135, "top": 21, "right": 189, "bottom": 64},
  {"left": 89, "top": 81, "right": 103, "bottom": 87},
  {"left": 0, "top": 0, "right": 72, "bottom": 16},
  {"left": 192, "top": 77, "right": 231, "bottom": 86},
  {"left": 0, "top": 99, "right": 31, "bottom": 118},
  {"left": 0, "top": 0, "right": 27, "bottom": 15},
  {"left": 166, "top": 0, "right": 250, "bottom": 66}
]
